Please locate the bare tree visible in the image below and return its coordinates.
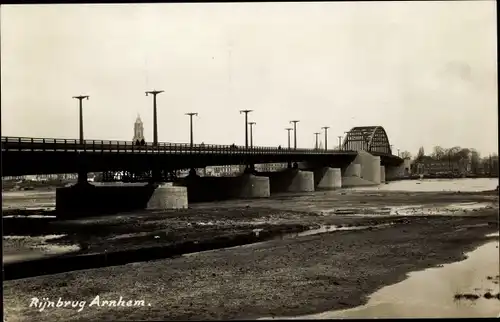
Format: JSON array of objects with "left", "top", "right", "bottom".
[
  {"left": 400, "top": 151, "right": 412, "bottom": 159},
  {"left": 447, "top": 146, "right": 462, "bottom": 162},
  {"left": 470, "top": 149, "right": 481, "bottom": 174},
  {"left": 431, "top": 146, "right": 446, "bottom": 160}
]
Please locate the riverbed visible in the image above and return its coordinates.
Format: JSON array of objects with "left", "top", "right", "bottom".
[{"left": 2, "top": 178, "right": 499, "bottom": 321}]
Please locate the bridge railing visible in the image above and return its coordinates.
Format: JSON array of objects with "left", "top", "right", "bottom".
[{"left": 1, "top": 136, "right": 362, "bottom": 156}]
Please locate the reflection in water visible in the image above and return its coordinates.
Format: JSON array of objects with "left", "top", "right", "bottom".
[{"left": 262, "top": 239, "right": 500, "bottom": 319}]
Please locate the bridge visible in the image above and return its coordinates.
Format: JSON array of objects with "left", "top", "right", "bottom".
[
  {"left": 1, "top": 126, "right": 402, "bottom": 178},
  {"left": 2, "top": 125, "right": 406, "bottom": 214}
]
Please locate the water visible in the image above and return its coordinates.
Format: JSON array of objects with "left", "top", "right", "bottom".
[
  {"left": 351, "top": 178, "right": 498, "bottom": 192},
  {"left": 3, "top": 234, "right": 81, "bottom": 264},
  {"left": 261, "top": 236, "right": 500, "bottom": 319},
  {"left": 2, "top": 178, "right": 497, "bottom": 212}
]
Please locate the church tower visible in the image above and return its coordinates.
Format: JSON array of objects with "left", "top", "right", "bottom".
[{"left": 133, "top": 114, "right": 145, "bottom": 142}]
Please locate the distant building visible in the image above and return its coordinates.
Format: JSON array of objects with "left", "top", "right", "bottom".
[
  {"left": 133, "top": 114, "right": 145, "bottom": 143},
  {"left": 209, "top": 165, "right": 245, "bottom": 177},
  {"left": 412, "top": 156, "right": 471, "bottom": 175},
  {"left": 255, "top": 163, "right": 287, "bottom": 172}
]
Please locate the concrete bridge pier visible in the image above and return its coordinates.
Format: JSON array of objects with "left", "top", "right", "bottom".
[
  {"left": 75, "top": 153, "right": 91, "bottom": 187},
  {"left": 177, "top": 173, "right": 270, "bottom": 203},
  {"left": 243, "top": 164, "right": 257, "bottom": 175},
  {"left": 146, "top": 183, "right": 188, "bottom": 210},
  {"left": 380, "top": 165, "right": 386, "bottom": 183},
  {"left": 77, "top": 170, "right": 88, "bottom": 185},
  {"left": 257, "top": 168, "right": 315, "bottom": 193},
  {"left": 314, "top": 167, "right": 342, "bottom": 190},
  {"left": 56, "top": 182, "right": 188, "bottom": 218}
]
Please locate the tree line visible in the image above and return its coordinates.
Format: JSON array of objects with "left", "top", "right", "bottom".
[{"left": 398, "top": 146, "right": 498, "bottom": 175}]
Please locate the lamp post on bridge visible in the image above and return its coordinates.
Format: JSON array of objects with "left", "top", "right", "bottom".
[
  {"left": 314, "top": 132, "right": 320, "bottom": 150},
  {"left": 248, "top": 122, "right": 256, "bottom": 148},
  {"left": 145, "top": 90, "right": 164, "bottom": 146},
  {"left": 338, "top": 136, "right": 342, "bottom": 151},
  {"left": 239, "top": 110, "right": 253, "bottom": 148},
  {"left": 344, "top": 131, "right": 350, "bottom": 151},
  {"left": 72, "top": 95, "right": 89, "bottom": 144},
  {"left": 321, "top": 126, "right": 329, "bottom": 151},
  {"left": 185, "top": 112, "right": 198, "bottom": 147},
  {"left": 290, "top": 120, "right": 300, "bottom": 150},
  {"left": 398, "top": 148, "right": 400, "bottom": 157},
  {"left": 285, "top": 128, "right": 293, "bottom": 149}
]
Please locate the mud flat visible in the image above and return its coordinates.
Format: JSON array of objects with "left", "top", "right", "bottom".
[
  {"left": 3, "top": 207, "right": 498, "bottom": 321},
  {"left": 2, "top": 190, "right": 498, "bottom": 277}
]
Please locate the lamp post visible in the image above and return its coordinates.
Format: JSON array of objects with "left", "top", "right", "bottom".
[
  {"left": 248, "top": 122, "right": 256, "bottom": 148},
  {"left": 239, "top": 110, "right": 253, "bottom": 148},
  {"left": 338, "top": 136, "right": 342, "bottom": 151},
  {"left": 72, "top": 95, "right": 89, "bottom": 144},
  {"left": 314, "top": 132, "right": 320, "bottom": 150},
  {"left": 285, "top": 128, "right": 293, "bottom": 149},
  {"left": 321, "top": 126, "right": 329, "bottom": 151},
  {"left": 145, "top": 90, "right": 164, "bottom": 146},
  {"left": 185, "top": 112, "right": 198, "bottom": 147},
  {"left": 344, "top": 131, "right": 350, "bottom": 151},
  {"left": 290, "top": 120, "right": 300, "bottom": 149}
]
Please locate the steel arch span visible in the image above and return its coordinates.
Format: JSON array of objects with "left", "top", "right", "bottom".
[{"left": 342, "top": 126, "right": 392, "bottom": 155}]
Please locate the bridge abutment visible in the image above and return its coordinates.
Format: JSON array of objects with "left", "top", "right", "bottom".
[{"left": 342, "top": 151, "right": 381, "bottom": 187}]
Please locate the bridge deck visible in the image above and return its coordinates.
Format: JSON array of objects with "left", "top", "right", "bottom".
[{"left": 1, "top": 136, "right": 402, "bottom": 176}]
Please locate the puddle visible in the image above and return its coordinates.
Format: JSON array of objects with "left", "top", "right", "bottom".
[
  {"left": 108, "top": 232, "right": 154, "bottom": 240},
  {"left": 261, "top": 239, "right": 500, "bottom": 319},
  {"left": 289, "top": 223, "right": 394, "bottom": 238},
  {"left": 184, "top": 223, "right": 394, "bottom": 257},
  {"left": 318, "top": 202, "right": 495, "bottom": 218},
  {"left": 446, "top": 202, "right": 494, "bottom": 210},
  {"left": 253, "top": 228, "right": 264, "bottom": 237},
  {"left": 387, "top": 202, "right": 495, "bottom": 216},
  {"left": 3, "top": 215, "right": 57, "bottom": 219},
  {"left": 196, "top": 221, "right": 217, "bottom": 226},
  {"left": 3, "top": 234, "right": 81, "bottom": 264},
  {"left": 3, "top": 234, "right": 66, "bottom": 240}
]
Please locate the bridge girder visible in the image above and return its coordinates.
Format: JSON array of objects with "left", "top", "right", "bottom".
[{"left": 342, "top": 126, "right": 392, "bottom": 155}]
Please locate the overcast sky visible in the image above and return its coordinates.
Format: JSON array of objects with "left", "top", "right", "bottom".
[{"left": 1, "top": 2, "right": 497, "bottom": 156}]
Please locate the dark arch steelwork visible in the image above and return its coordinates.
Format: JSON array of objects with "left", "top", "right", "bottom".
[{"left": 342, "top": 126, "right": 392, "bottom": 155}]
